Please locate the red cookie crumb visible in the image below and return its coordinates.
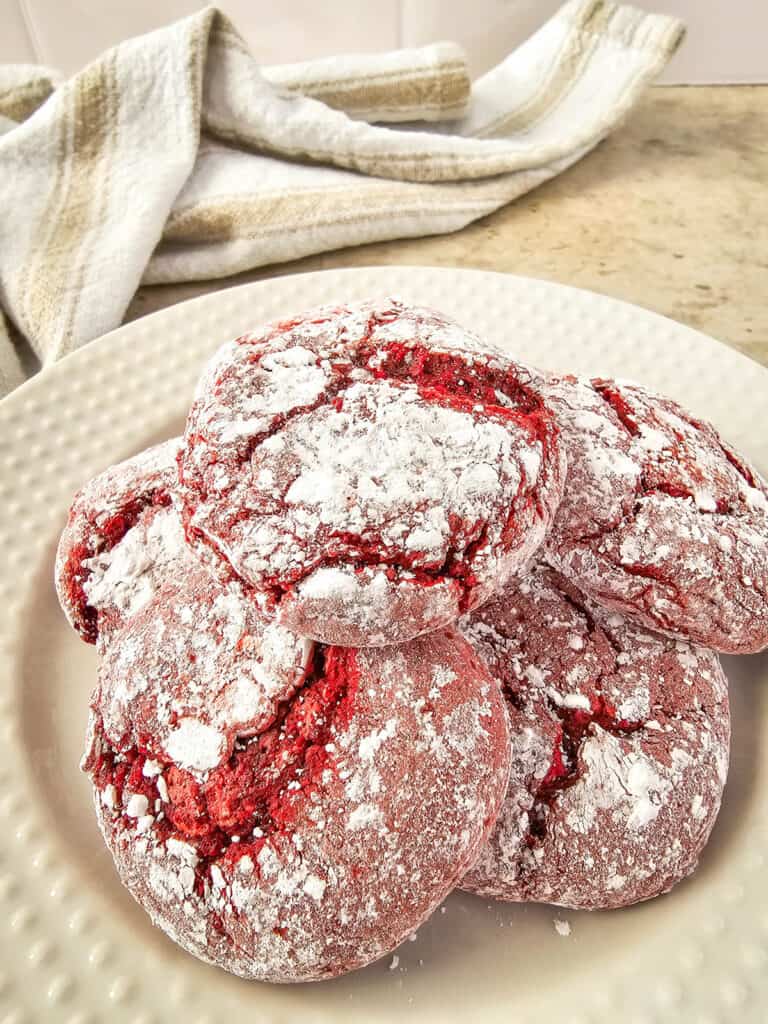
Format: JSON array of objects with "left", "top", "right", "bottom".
[
  {"left": 543, "top": 375, "right": 768, "bottom": 653},
  {"left": 460, "top": 561, "right": 729, "bottom": 910},
  {"left": 84, "top": 583, "right": 511, "bottom": 982},
  {"left": 55, "top": 439, "right": 190, "bottom": 646},
  {"left": 178, "top": 298, "right": 565, "bottom": 646}
]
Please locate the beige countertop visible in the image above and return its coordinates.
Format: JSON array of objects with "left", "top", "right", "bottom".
[{"left": 129, "top": 85, "right": 767, "bottom": 368}]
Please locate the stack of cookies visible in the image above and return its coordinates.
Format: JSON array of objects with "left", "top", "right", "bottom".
[{"left": 55, "top": 299, "right": 768, "bottom": 983}]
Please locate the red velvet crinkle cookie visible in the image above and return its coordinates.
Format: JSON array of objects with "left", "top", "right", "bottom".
[
  {"left": 543, "top": 375, "right": 768, "bottom": 653},
  {"left": 83, "top": 575, "right": 511, "bottom": 982},
  {"left": 178, "top": 298, "right": 565, "bottom": 646},
  {"left": 55, "top": 439, "right": 190, "bottom": 646},
  {"left": 460, "top": 562, "right": 730, "bottom": 910}
]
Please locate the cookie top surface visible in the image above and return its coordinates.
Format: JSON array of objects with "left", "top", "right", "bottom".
[
  {"left": 97, "top": 564, "right": 313, "bottom": 773},
  {"left": 85, "top": 592, "right": 510, "bottom": 981},
  {"left": 460, "top": 562, "right": 730, "bottom": 909},
  {"left": 55, "top": 439, "right": 190, "bottom": 645},
  {"left": 543, "top": 375, "right": 768, "bottom": 653},
  {"left": 179, "top": 298, "right": 565, "bottom": 645}
]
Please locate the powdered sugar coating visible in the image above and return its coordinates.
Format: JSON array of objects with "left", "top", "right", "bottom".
[
  {"left": 55, "top": 439, "right": 191, "bottom": 646},
  {"left": 543, "top": 375, "right": 768, "bottom": 653},
  {"left": 460, "top": 561, "right": 730, "bottom": 909},
  {"left": 179, "top": 298, "right": 565, "bottom": 646},
  {"left": 85, "top": 629, "right": 511, "bottom": 981},
  {"left": 97, "top": 565, "right": 313, "bottom": 773}
]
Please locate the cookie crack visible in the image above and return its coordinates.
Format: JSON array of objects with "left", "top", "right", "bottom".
[
  {"left": 522, "top": 698, "right": 644, "bottom": 855},
  {"left": 86, "top": 646, "right": 360, "bottom": 887},
  {"left": 263, "top": 519, "right": 488, "bottom": 610},
  {"left": 65, "top": 486, "right": 172, "bottom": 644}
]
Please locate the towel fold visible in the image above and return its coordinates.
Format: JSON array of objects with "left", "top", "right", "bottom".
[
  {"left": 262, "top": 42, "right": 471, "bottom": 122},
  {"left": 0, "top": 1, "right": 683, "bottom": 396}
]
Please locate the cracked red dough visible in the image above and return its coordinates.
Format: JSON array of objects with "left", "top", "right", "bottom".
[
  {"left": 178, "top": 298, "right": 565, "bottom": 646},
  {"left": 542, "top": 375, "right": 768, "bottom": 653},
  {"left": 460, "top": 562, "right": 729, "bottom": 910},
  {"left": 83, "top": 572, "right": 511, "bottom": 982},
  {"left": 55, "top": 439, "right": 190, "bottom": 647}
]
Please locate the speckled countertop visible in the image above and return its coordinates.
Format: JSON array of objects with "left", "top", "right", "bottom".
[{"left": 129, "top": 86, "right": 768, "bottom": 368}]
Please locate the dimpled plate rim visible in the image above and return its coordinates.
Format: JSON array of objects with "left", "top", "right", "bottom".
[{"left": 0, "top": 267, "right": 766, "bottom": 1024}]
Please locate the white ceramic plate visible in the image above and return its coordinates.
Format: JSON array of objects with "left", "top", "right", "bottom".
[{"left": 1, "top": 267, "right": 766, "bottom": 1024}]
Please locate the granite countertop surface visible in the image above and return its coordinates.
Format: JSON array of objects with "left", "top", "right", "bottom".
[{"left": 129, "top": 86, "right": 767, "bottom": 369}]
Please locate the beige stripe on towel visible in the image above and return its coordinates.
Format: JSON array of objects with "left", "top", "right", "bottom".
[{"left": 263, "top": 43, "right": 471, "bottom": 122}]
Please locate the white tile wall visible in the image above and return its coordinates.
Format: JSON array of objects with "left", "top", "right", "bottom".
[
  {"left": 9, "top": 0, "right": 398, "bottom": 72},
  {"left": 653, "top": 0, "right": 768, "bottom": 84},
  {"left": 0, "top": 0, "right": 37, "bottom": 64},
  {"left": 1, "top": 0, "right": 765, "bottom": 82},
  {"left": 400, "top": 0, "right": 563, "bottom": 78}
]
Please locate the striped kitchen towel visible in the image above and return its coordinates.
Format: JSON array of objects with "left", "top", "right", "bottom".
[{"left": 0, "top": 1, "right": 683, "bottom": 396}]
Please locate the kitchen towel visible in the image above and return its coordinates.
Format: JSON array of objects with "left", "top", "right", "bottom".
[{"left": 0, "top": 1, "right": 683, "bottom": 396}]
